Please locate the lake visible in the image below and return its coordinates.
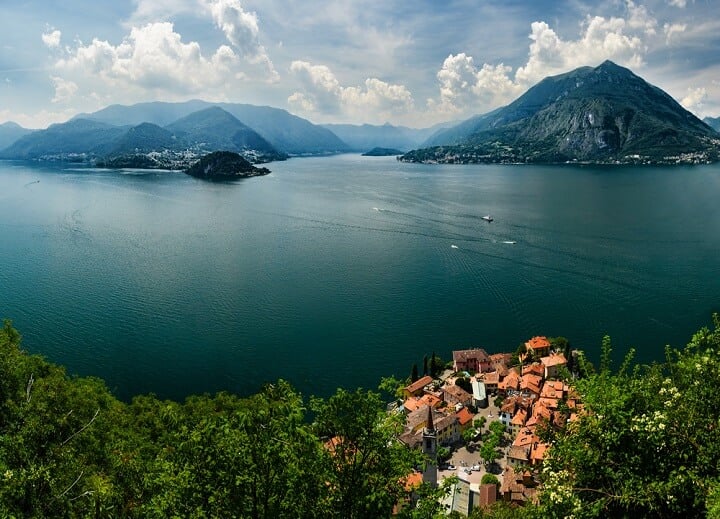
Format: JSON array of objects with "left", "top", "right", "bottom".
[{"left": 1, "top": 155, "right": 719, "bottom": 401}]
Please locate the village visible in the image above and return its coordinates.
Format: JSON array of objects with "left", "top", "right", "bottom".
[{"left": 393, "top": 336, "right": 581, "bottom": 516}]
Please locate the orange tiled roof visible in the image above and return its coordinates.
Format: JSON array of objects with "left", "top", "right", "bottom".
[
  {"left": 510, "top": 408, "right": 527, "bottom": 426},
  {"left": 541, "top": 352, "right": 567, "bottom": 367},
  {"left": 525, "top": 336, "right": 551, "bottom": 351},
  {"left": 404, "top": 375, "right": 433, "bottom": 394},
  {"left": 456, "top": 407, "right": 473, "bottom": 426}
]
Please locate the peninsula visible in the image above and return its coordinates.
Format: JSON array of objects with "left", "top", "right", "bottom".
[{"left": 185, "top": 150, "right": 270, "bottom": 180}]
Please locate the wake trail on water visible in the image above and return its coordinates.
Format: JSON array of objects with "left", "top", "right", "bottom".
[{"left": 458, "top": 245, "right": 675, "bottom": 300}]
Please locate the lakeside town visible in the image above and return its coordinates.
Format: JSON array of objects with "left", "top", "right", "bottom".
[{"left": 391, "top": 336, "right": 579, "bottom": 515}]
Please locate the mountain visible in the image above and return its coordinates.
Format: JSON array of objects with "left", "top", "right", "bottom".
[
  {"left": 421, "top": 109, "right": 503, "bottom": 147},
  {"left": 0, "top": 122, "right": 34, "bottom": 151},
  {"left": 321, "top": 122, "right": 447, "bottom": 152},
  {"left": 164, "top": 106, "right": 283, "bottom": 161},
  {"left": 76, "top": 100, "right": 350, "bottom": 155},
  {"left": 705, "top": 116, "right": 720, "bottom": 132},
  {"left": 103, "top": 122, "right": 177, "bottom": 156},
  {"left": 0, "top": 119, "right": 127, "bottom": 159},
  {"left": 401, "top": 61, "right": 720, "bottom": 164}
]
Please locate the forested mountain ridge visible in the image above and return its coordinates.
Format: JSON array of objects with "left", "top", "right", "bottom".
[
  {"left": 402, "top": 61, "right": 720, "bottom": 165},
  {"left": 74, "top": 100, "right": 351, "bottom": 155}
]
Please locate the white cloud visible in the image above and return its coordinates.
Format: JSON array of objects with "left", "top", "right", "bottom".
[
  {"left": 51, "top": 76, "right": 78, "bottom": 103},
  {"left": 626, "top": 1, "right": 657, "bottom": 36},
  {"left": 127, "top": 0, "right": 276, "bottom": 79},
  {"left": 668, "top": 0, "right": 688, "bottom": 7},
  {"left": 428, "top": 54, "right": 523, "bottom": 115},
  {"left": 680, "top": 87, "right": 707, "bottom": 114},
  {"left": 53, "top": 22, "right": 240, "bottom": 102},
  {"left": 42, "top": 29, "right": 62, "bottom": 49},
  {"left": 427, "top": 6, "right": 655, "bottom": 120},
  {"left": 515, "top": 16, "right": 646, "bottom": 85},
  {"left": 663, "top": 22, "right": 686, "bottom": 44},
  {"left": 203, "top": 0, "right": 277, "bottom": 78},
  {"left": 288, "top": 60, "right": 413, "bottom": 122}
]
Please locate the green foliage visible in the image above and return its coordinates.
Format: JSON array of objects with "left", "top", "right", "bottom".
[
  {"left": 481, "top": 473, "right": 500, "bottom": 486},
  {"left": 437, "top": 446, "right": 451, "bottom": 462},
  {"left": 455, "top": 376, "right": 472, "bottom": 394},
  {"left": 411, "top": 363, "right": 419, "bottom": 382},
  {"left": 311, "top": 388, "right": 418, "bottom": 519},
  {"left": 537, "top": 314, "right": 720, "bottom": 518},
  {"left": 0, "top": 322, "right": 420, "bottom": 518},
  {"left": 5, "top": 315, "right": 720, "bottom": 518}
]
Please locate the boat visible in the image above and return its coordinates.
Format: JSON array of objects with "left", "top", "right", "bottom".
[{"left": 481, "top": 215, "right": 493, "bottom": 222}]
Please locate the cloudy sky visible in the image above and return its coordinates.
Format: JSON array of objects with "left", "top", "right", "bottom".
[{"left": 1, "top": 0, "right": 718, "bottom": 129}]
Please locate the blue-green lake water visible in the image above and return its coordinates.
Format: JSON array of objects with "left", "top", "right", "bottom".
[{"left": 1, "top": 155, "right": 719, "bottom": 401}]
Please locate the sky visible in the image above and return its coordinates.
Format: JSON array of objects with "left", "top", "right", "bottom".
[{"left": 0, "top": 0, "right": 718, "bottom": 129}]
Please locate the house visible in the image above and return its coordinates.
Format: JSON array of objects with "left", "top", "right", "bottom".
[
  {"left": 479, "top": 371, "right": 499, "bottom": 394},
  {"left": 403, "top": 393, "right": 442, "bottom": 413},
  {"left": 540, "top": 380, "right": 565, "bottom": 400},
  {"left": 530, "top": 442, "right": 548, "bottom": 466},
  {"left": 540, "top": 352, "right": 568, "bottom": 379},
  {"left": 499, "top": 398, "right": 517, "bottom": 429},
  {"left": 501, "top": 467, "right": 538, "bottom": 505},
  {"left": 443, "top": 384, "right": 473, "bottom": 408},
  {"left": 402, "top": 375, "right": 433, "bottom": 399},
  {"left": 404, "top": 406, "right": 460, "bottom": 445},
  {"left": 522, "top": 362, "right": 545, "bottom": 379},
  {"left": 435, "top": 413, "right": 461, "bottom": 445},
  {"left": 524, "top": 336, "right": 551, "bottom": 359},
  {"left": 509, "top": 408, "right": 528, "bottom": 436},
  {"left": 506, "top": 445, "right": 530, "bottom": 467},
  {"left": 452, "top": 348, "right": 492, "bottom": 373},
  {"left": 456, "top": 407, "right": 474, "bottom": 432},
  {"left": 489, "top": 352, "right": 512, "bottom": 372},
  {"left": 520, "top": 373, "right": 543, "bottom": 397},
  {"left": 497, "top": 368, "right": 520, "bottom": 395}
]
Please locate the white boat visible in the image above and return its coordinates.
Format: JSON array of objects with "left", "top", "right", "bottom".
[{"left": 481, "top": 215, "right": 493, "bottom": 222}]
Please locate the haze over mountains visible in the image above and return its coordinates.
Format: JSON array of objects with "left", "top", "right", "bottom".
[{"left": 1, "top": 62, "right": 719, "bottom": 166}]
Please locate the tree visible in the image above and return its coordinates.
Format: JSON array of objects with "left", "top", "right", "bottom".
[
  {"left": 430, "top": 352, "right": 444, "bottom": 377},
  {"left": 423, "top": 355, "right": 428, "bottom": 376},
  {"left": 455, "top": 376, "right": 472, "bottom": 394},
  {"left": 311, "top": 388, "right": 418, "bottom": 519},
  {"left": 537, "top": 315, "right": 720, "bottom": 518},
  {"left": 480, "top": 473, "right": 500, "bottom": 486},
  {"left": 411, "top": 363, "right": 419, "bottom": 383}
]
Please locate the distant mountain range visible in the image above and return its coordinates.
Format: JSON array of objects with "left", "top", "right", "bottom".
[
  {"left": 705, "top": 117, "right": 720, "bottom": 132},
  {"left": 73, "top": 100, "right": 349, "bottom": 156},
  {"left": 1, "top": 65, "right": 719, "bottom": 167},
  {"left": 0, "top": 101, "right": 351, "bottom": 164},
  {"left": 0, "top": 122, "right": 35, "bottom": 150},
  {"left": 402, "top": 61, "right": 720, "bottom": 165},
  {"left": 321, "top": 122, "right": 453, "bottom": 153}
]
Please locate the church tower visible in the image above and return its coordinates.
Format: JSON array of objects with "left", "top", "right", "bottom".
[{"left": 421, "top": 406, "right": 438, "bottom": 487}]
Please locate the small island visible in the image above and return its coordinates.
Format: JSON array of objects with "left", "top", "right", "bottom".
[
  {"left": 362, "top": 147, "right": 404, "bottom": 156},
  {"left": 185, "top": 150, "right": 270, "bottom": 180}
]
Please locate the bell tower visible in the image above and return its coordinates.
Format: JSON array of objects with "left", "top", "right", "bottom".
[{"left": 422, "top": 406, "right": 438, "bottom": 487}]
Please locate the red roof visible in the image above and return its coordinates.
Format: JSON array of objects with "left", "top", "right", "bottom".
[
  {"left": 404, "top": 375, "right": 433, "bottom": 394},
  {"left": 456, "top": 407, "right": 473, "bottom": 426},
  {"left": 525, "top": 336, "right": 551, "bottom": 352}
]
